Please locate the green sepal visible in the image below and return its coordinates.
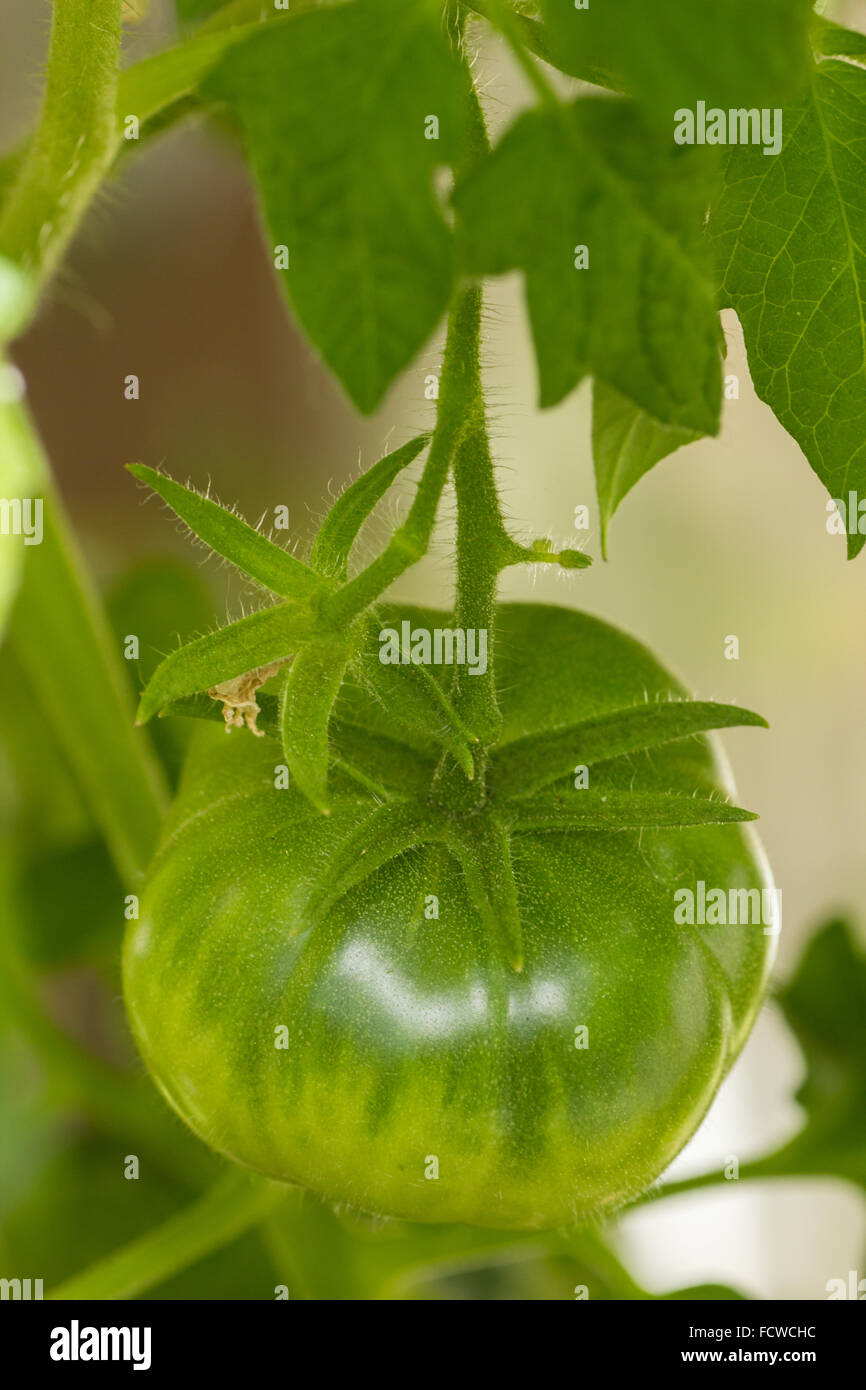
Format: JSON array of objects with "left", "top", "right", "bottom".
[
  {"left": 127, "top": 464, "right": 325, "bottom": 601},
  {"left": 278, "top": 635, "right": 354, "bottom": 813},
  {"left": 329, "top": 721, "right": 436, "bottom": 802},
  {"left": 136, "top": 603, "right": 314, "bottom": 724},
  {"left": 300, "top": 803, "right": 450, "bottom": 925},
  {"left": 450, "top": 814, "right": 524, "bottom": 972},
  {"left": 165, "top": 691, "right": 437, "bottom": 802},
  {"left": 490, "top": 700, "right": 768, "bottom": 800},
  {"left": 310, "top": 436, "right": 429, "bottom": 581},
  {"left": 509, "top": 791, "right": 758, "bottom": 832},
  {"left": 352, "top": 617, "right": 477, "bottom": 778}
]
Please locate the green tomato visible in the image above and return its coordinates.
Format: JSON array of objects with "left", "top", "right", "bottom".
[{"left": 124, "top": 604, "right": 774, "bottom": 1229}]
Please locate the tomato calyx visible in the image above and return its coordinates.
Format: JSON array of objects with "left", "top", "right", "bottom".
[
  {"left": 126, "top": 458, "right": 771, "bottom": 970},
  {"left": 193, "top": 682, "right": 763, "bottom": 972},
  {"left": 128, "top": 449, "right": 482, "bottom": 812}
]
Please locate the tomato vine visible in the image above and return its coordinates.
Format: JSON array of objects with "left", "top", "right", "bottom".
[{"left": 1, "top": 0, "right": 865, "bottom": 1302}]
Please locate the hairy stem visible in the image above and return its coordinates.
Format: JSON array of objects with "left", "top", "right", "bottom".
[
  {"left": 450, "top": 343, "right": 508, "bottom": 746},
  {"left": 631, "top": 1151, "right": 808, "bottom": 1208},
  {"left": 0, "top": 0, "right": 123, "bottom": 289},
  {"left": 326, "top": 282, "right": 485, "bottom": 627}
]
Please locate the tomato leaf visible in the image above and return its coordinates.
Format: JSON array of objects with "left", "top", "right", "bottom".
[
  {"left": 751, "top": 917, "right": 866, "bottom": 1193},
  {"left": 455, "top": 99, "right": 722, "bottom": 430},
  {"left": 205, "top": 0, "right": 468, "bottom": 412},
  {"left": 509, "top": 791, "right": 758, "bottom": 831},
  {"left": 127, "top": 464, "right": 325, "bottom": 601},
  {"left": 278, "top": 636, "right": 354, "bottom": 813},
  {"left": 136, "top": 604, "right": 313, "bottom": 724},
  {"left": 539, "top": 0, "right": 813, "bottom": 117},
  {"left": 592, "top": 381, "right": 702, "bottom": 559},
  {"left": 710, "top": 22, "right": 866, "bottom": 560},
  {"left": 463, "top": 2, "right": 624, "bottom": 91},
  {"left": 310, "top": 436, "right": 429, "bottom": 581},
  {"left": 118, "top": 19, "right": 268, "bottom": 128},
  {"left": 490, "top": 700, "right": 767, "bottom": 801}
]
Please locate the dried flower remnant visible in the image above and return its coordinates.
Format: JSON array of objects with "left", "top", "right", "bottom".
[{"left": 208, "top": 661, "right": 285, "bottom": 736}]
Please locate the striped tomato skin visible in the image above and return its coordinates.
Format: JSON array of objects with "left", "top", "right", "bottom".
[{"left": 124, "top": 605, "right": 774, "bottom": 1229}]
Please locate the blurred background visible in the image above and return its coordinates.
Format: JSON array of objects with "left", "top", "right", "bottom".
[{"left": 1, "top": 0, "right": 864, "bottom": 1298}]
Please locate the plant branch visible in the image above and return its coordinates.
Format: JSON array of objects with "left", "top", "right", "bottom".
[
  {"left": 631, "top": 1152, "right": 805, "bottom": 1208},
  {"left": 0, "top": 0, "right": 123, "bottom": 289},
  {"left": 48, "top": 1171, "right": 286, "bottom": 1299},
  {"left": 7, "top": 404, "right": 169, "bottom": 884},
  {"left": 449, "top": 312, "right": 506, "bottom": 745},
  {"left": 325, "top": 282, "right": 485, "bottom": 627}
]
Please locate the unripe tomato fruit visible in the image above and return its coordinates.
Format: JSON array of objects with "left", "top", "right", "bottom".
[{"left": 124, "top": 604, "right": 774, "bottom": 1229}]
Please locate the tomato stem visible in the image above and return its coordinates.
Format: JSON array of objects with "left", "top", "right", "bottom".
[
  {"left": 326, "top": 281, "right": 485, "bottom": 628},
  {"left": 0, "top": 0, "right": 123, "bottom": 291},
  {"left": 47, "top": 1172, "right": 286, "bottom": 1300}
]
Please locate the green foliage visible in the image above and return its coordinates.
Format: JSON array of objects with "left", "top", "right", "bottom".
[
  {"left": 130, "top": 441, "right": 479, "bottom": 805},
  {"left": 278, "top": 636, "right": 354, "bottom": 811},
  {"left": 540, "top": 0, "right": 814, "bottom": 116},
  {"left": 710, "top": 20, "right": 866, "bottom": 560},
  {"left": 0, "top": 398, "right": 45, "bottom": 639},
  {"left": 592, "top": 382, "right": 701, "bottom": 558},
  {"left": 0, "top": 255, "right": 33, "bottom": 344},
  {"left": 206, "top": 0, "right": 469, "bottom": 412},
  {"left": 491, "top": 698, "right": 767, "bottom": 798},
  {"left": 176, "top": 0, "right": 235, "bottom": 26},
  {"left": 5, "top": 2, "right": 866, "bottom": 557},
  {"left": 11, "top": 841, "right": 121, "bottom": 969},
  {"left": 4, "top": 0, "right": 866, "bottom": 1306},
  {"left": 7, "top": 478, "right": 168, "bottom": 885},
  {"left": 106, "top": 556, "right": 218, "bottom": 786},
  {"left": 762, "top": 918, "right": 866, "bottom": 1192},
  {"left": 455, "top": 99, "right": 722, "bottom": 429},
  {"left": 127, "top": 465, "right": 325, "bottom": 601},
  {"left": 119, "top": 23, "right": 266, "bottom": 128},
  {"left": 309, "top": 436, "right": 430, "bottom": 581},
  {"left": 136, "top": 603, "right": 314, "bottom": 724}
]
